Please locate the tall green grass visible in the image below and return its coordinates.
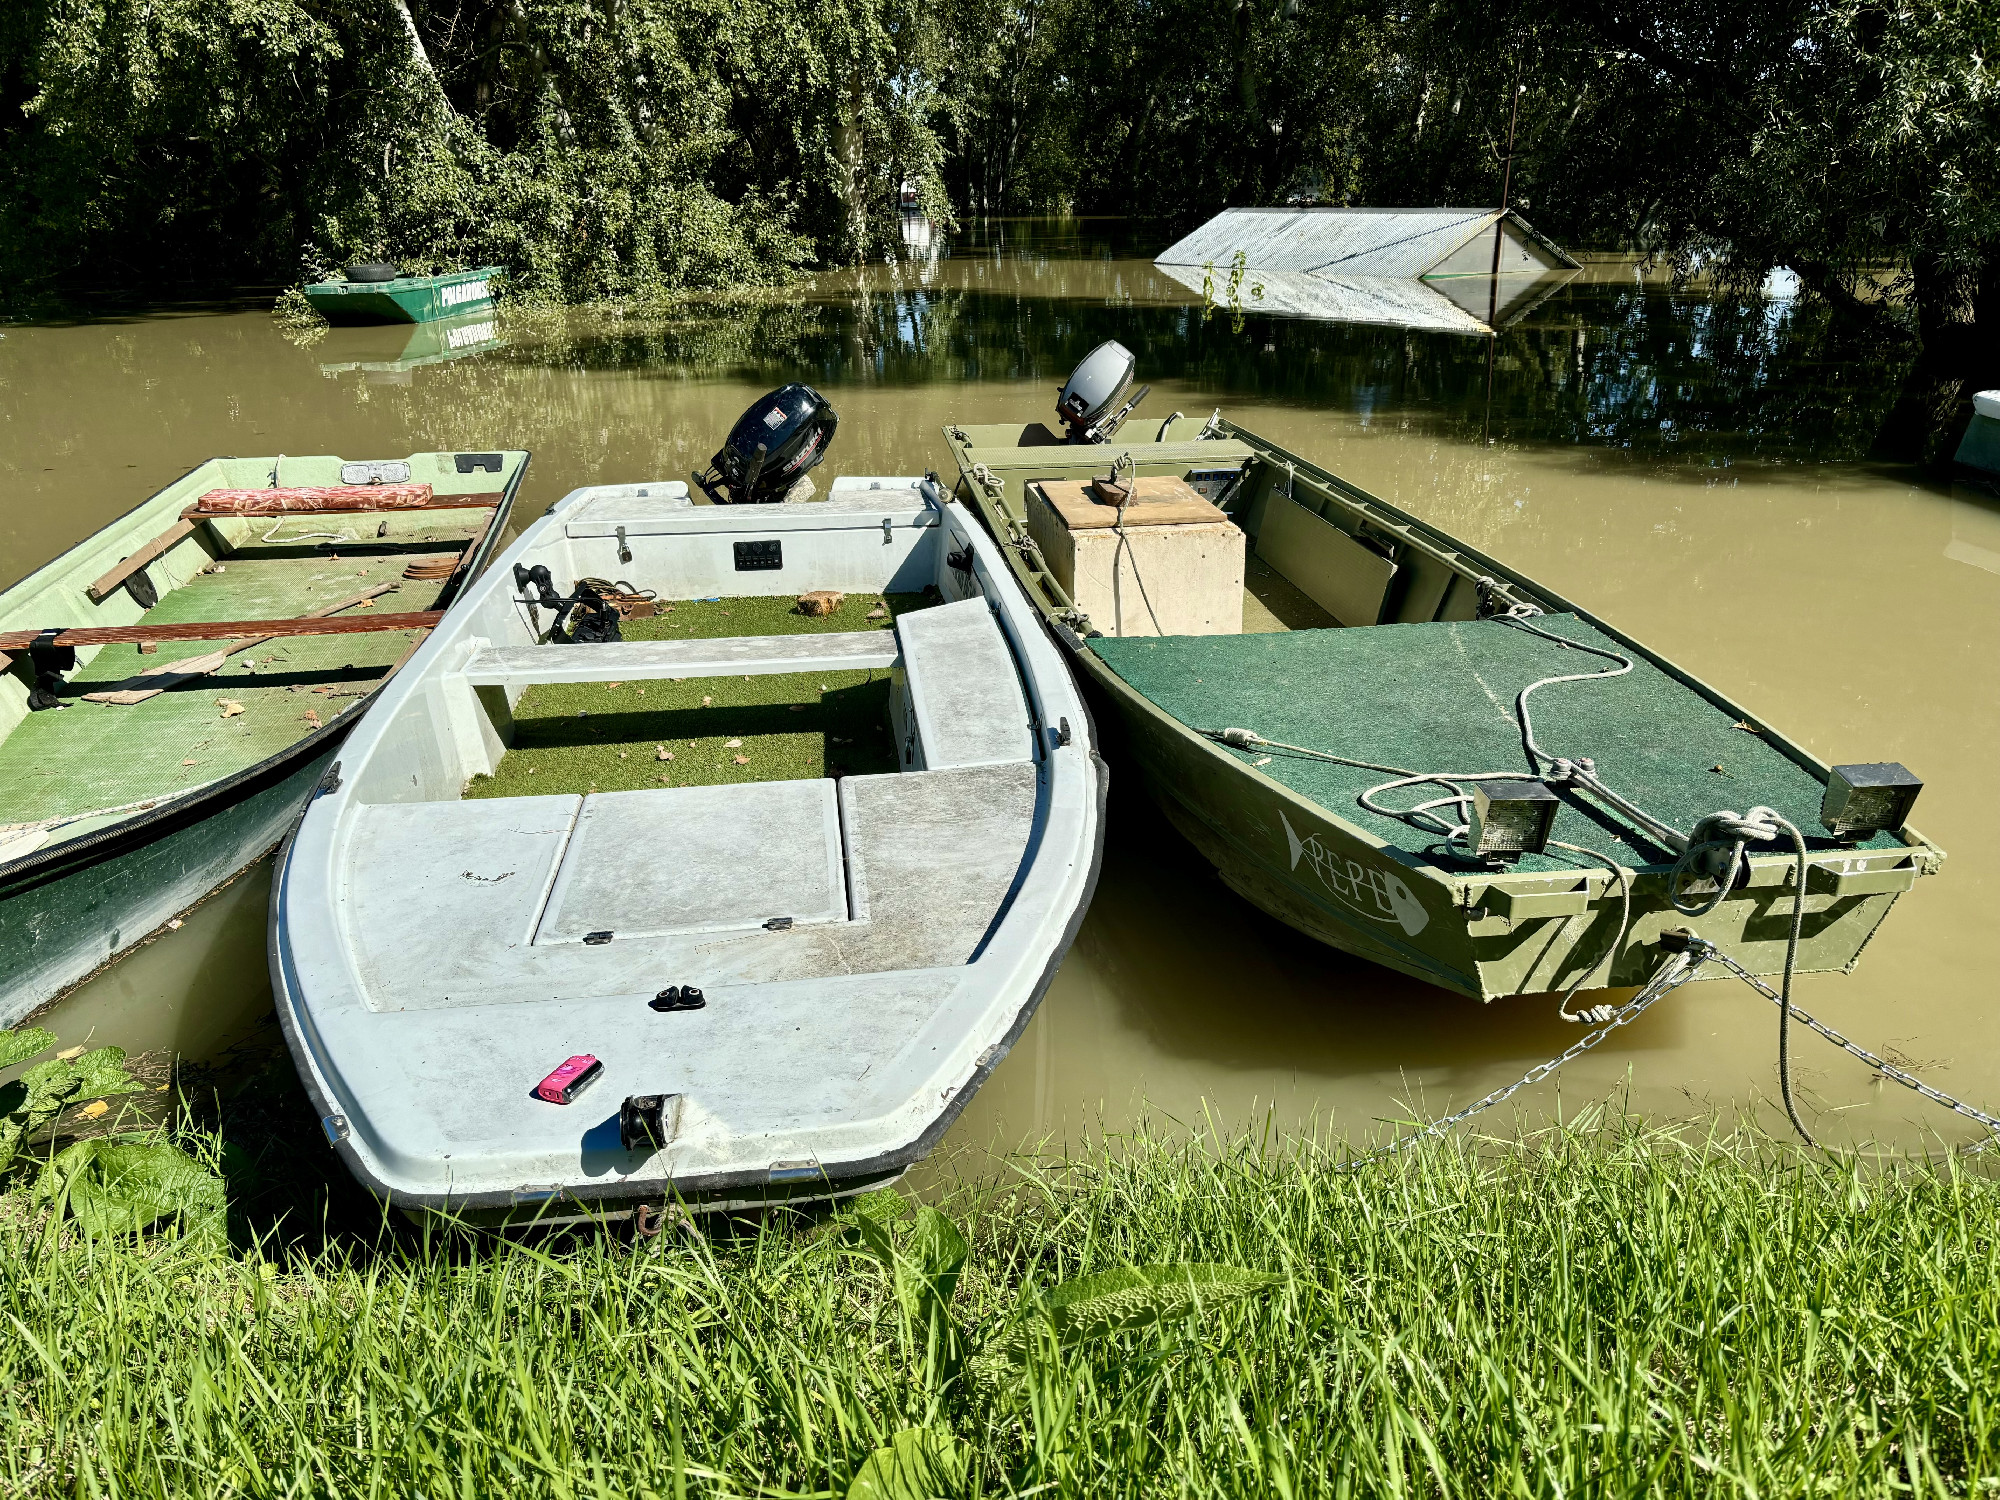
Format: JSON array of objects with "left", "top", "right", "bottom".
[{"left": 2, "top": 1095, "right": 1997, "bottom": 1497}]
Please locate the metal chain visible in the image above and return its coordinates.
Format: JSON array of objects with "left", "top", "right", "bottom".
[
  {"left": 1334, "top": 951, "right": 1705, "bottom": 1170},
  {"left": 1701, "top": 944, "right": 2000, "bottom": 1148}
]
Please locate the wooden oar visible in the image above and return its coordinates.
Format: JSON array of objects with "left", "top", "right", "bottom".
[
  {"left": 86, "top": 518, "right": 199, "bottom": 603},
  {"left": 79, "top": 584, "right": 405, "bottom": 705},
  {"left": 1, "top": 610, "right": 443, "bottom": 652}
]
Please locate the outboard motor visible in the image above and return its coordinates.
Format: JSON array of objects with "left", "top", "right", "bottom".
[
  {"left": 691, "top": 383, "right": 839, "bottom": 504},
  {"left": 1056, "top": 340, "right": 1150, "bottom": 443}
]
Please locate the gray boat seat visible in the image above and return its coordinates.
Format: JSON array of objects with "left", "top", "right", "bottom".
[
  {"left": 458, "top": 630, "right": 898, "bottom": 688},
  {"left": 895, "top": 598, "right": 1033, "bottom": 769}
]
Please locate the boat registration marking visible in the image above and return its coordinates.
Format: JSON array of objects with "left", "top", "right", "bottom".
[{"left": 441, "top": 278, "right": 490, "bottom": 308}]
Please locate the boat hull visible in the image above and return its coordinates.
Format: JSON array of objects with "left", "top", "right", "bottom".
[
  {"left": 0, "top": 451, "right": 525, "bottom": 1025},
  {"left": 0, "top": 744, "right": 334, "bottom": 1028},
  {"left": 301, "top": 268, "right": 501, "bottom": 325},
  {"left": 946, "top": 418, "right": 1941, "bottom": 1002},
  {"left": 1078, "top": 649, "right": 1911, "bottom": 999}
]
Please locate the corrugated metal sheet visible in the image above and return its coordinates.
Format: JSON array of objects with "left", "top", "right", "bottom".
[
  {"left": 1158, "top": 208, "right": 1502, "bottom": 277},
  {"left": 1152, "top": 264, "right": 1491, "bottom": 336},
  {"left": 1153, "top": 207, "right": 1579, "bottom": 334}
]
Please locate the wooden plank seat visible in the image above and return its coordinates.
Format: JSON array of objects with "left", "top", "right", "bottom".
[
  {"left": 0, "top": 611, "right": 443, "bottom": 652},
  {"left": 456, "top": 631, "right": 900, "bottom": 688}
]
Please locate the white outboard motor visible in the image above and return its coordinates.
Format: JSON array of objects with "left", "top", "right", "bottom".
[{"left": 1056, "top": 340, "right": 1150, "bottom": 443}]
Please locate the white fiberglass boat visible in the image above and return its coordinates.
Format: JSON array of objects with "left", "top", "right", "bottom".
[{"left": 270, "top": 467, "right": 1103, "bottom": 1225}]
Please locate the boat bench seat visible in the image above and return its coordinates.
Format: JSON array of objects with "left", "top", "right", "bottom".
[
  {"left": 895, "top": 598, "right": 1034, "bottom": 769},
  {"left": 458, "top": 630, "right": 899, "bottom": 687}
]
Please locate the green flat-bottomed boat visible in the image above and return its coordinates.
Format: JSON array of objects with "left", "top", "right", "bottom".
[
  {"left": 302, "top": 267, "right": 502, "bottom": 325},
  {"left": 945, "top": 406, "right": 1941, "bottom": 1002},
  {"left": 0, "top": 450, "right": 525, "bottom": 1025}
]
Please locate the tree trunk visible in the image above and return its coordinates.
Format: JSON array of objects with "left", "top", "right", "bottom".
[
  {"left": 1874, "top": 248, "right": 1997, "bottom": 471},
  {"left": 834, "top": 67, "right": 868, "bottom": 264}
]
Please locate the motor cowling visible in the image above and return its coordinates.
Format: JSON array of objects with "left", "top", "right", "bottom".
[
  {"left": 1056, "top": 340, "right": 1144, "bottom": 443},
  {"left": 697, "top": 383, "right": 839, "bottom": 504}
]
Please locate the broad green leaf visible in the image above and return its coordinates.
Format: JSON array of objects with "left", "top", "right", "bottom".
[
  {"left": 845, "top": 1427, "right": 969, "bottom": 1500},
  {"left": 64, "top": 1046, "right": 150, "bottom": 1103},
  {"left": 33, "top": 1137, "right": 227, "bottom": 1245},
  {"left": 0, "top": 1027, "right": 56, "bottom": 1070},
  {"left": 848, "top": 1187, "right": 913, "bottom": 1225},
  {"left": 994, "top": 1263, "right": 1283, "bottom": 1366},
  {"left": 901, "top": 1206, "right": 968, "bottom": 1317}
]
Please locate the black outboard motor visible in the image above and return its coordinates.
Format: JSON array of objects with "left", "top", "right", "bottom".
[
  {"left": 1056, "top": 340, "right": 1150, "bottom": 443},
  {"left": 692, "top": 383, "right": 839, "bottom": 504}
]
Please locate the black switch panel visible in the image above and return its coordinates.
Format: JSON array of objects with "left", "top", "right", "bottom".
[
  {"left": 733, "top": 539, "right": 783, "bottom": 571},
  {"left": 454, "top": 452, "right": 503, "bottom": 473}
]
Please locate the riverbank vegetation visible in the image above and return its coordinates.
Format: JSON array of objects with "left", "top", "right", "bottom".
[{"left": 2, "top": 1041, "right": 1997, "bottom": 1496}]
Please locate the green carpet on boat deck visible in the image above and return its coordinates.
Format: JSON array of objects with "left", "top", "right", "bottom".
[
  {"left": 0, "top": 543, "right": 460, "bottom": 827},
  {"left": 466, "top": 590, "right": 933, "bottom": 798},
  {"left": 1090, "top": 615, "right": 1901, "bottom": 873}
]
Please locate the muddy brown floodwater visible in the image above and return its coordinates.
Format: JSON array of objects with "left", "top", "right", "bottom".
[{"left": 5, "top": 223, "right": 1996, "bottom": 1161}]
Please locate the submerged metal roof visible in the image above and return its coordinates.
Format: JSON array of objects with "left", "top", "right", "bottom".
[
  {"left": 1157, "top": 207, "right": 1577, "bottom": 277},
  {"left": 1151, "top": 264, "right": 1492, "bottom": 335},
  {"left": 1154, "top": 207, "right": 1579, "bottom": 334}
]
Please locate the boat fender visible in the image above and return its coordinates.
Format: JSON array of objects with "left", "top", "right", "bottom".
[
  {"left": 24, "top": 629, "right": 75, "bottom": 711},
  {"left": 619, "top": 1094, "right": 682, "bottom": 1152}
]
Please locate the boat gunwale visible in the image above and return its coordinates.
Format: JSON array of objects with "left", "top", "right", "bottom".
[{"left": 0, "top": 451, "right": 529, "bottom": 895}]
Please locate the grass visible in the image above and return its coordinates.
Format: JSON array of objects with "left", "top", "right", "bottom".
[
  {"left": 464, "top": 592, "right": 932, "bottom": 797},
  {"left": 2, "top": 1067, "right": 1998, "bottom": 1498}
]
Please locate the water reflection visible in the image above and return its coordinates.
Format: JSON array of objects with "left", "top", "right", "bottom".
[{"left": 2, "top": 222, "right": 1990, "bottom": 1160}]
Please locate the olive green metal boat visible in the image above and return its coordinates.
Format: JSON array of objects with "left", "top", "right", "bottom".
[
  {"left": 301, "top": 266, "right": 502, "bottom": 325},
  {"left": 0, "top": 450, "right": 526, "bottom": 1026},
  {"left": 943, "top": 414, "right": 1941, "bottom": 1002}
]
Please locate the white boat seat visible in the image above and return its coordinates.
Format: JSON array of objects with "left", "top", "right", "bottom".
[
  {"left": 896, "top": 598, "right": 1033, "bottom": 769},
  {"left": 459, "top": 630, "right": 898, "bottom": 687}
]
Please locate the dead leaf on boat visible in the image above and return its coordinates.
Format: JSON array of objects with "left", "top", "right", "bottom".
[
  {"left": 656, "top": 746, "right": 673, "bottom": 761},
  {"left": 725, "top": 738, "right": 742, "bottom": 748},
  {"left": 732, "top": 755, "right": 749, "bottom": 765},
  {"left": 216, "top": 699, "right": 244, "bottom": 718}
]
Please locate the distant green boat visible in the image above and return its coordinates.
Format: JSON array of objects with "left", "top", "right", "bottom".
[
  {"left": 0, "top": 450, "right": 526, "bottom": 1026},
  {"left": 301, "top": 266, "right": 503, "bottom": 325},
  {"left": 318, "top": 313, "right": 504, "bottom": 381}
]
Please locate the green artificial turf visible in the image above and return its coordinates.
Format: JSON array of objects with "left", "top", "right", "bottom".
[
  {"left": 0, "top": 542, "right": 466, "bottom": 827},
  {"left": 464, "top": 591, "right": 936, "bottom": 798},
  {"left": 1092, "top": 613, "right": 1898, "bottom": 871}
]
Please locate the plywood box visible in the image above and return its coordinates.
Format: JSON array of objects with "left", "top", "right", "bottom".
[{"left": 1027, "top": 477, "right": 1244, "bottom": 637}]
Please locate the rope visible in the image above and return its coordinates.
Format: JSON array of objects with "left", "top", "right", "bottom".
[
  {"left": 1697, "top": 941, "right": 2000, "bottom": 1148},
  {"left": 1546, "top": 840, "right": 1632, "bottom": 1024},
  {"left": 1106, "top": 452, "right": 1163, "bottom": 635}
]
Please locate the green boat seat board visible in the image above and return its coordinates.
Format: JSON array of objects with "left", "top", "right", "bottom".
[{"left": 1090, "top": 615, "right": 1899, "bottom": 873}]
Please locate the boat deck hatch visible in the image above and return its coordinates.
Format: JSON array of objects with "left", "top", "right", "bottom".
[{"left": 534, "top": 781, "right": 847, "bottom": 942}]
